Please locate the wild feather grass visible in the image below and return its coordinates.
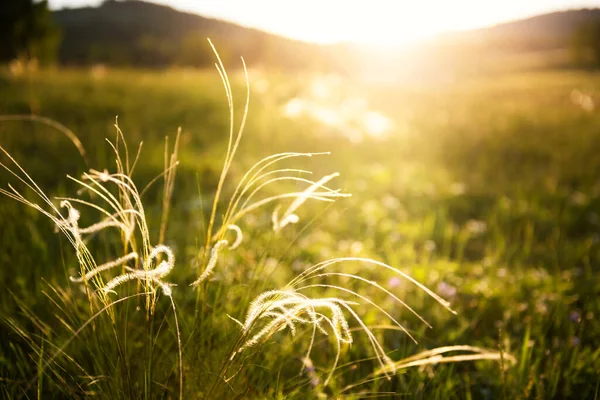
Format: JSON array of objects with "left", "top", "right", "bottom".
[{"left": 0, "top": 41, "right": 513, "bottom": 398}]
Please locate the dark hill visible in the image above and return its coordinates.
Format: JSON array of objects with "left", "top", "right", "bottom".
[
  {"left": 53, "top": 0, "right": 329, "bottom": 69},
  {"left": 51, "top": 2, "right": 600, "bottom": 72},
  {"left": 440, "top": 9, "right": 600, "bottom": 51}
]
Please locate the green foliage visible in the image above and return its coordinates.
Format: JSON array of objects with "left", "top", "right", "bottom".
[
  {"left": 0, "top": 66, "right": 599, "bottom": 398},
  {"left": 0, "top": 0, "right": 61, "bottom": 64},
  {"left": 572, "top": 21, "right": 600, "bottom": 66}
]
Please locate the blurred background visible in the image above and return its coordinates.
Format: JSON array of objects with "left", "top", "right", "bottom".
[
  {"left": 1, "top": 0, "right": 600, "bottom": 398},
  {"left": 6, "top": 0, "right": 600, "bottom": 78}
]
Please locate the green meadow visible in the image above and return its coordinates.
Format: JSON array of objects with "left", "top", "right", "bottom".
[{"left": 0, "top": 65, "right": 599, "bottom": 398}]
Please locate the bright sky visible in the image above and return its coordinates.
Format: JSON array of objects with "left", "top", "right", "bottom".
[{"left": 49, "top": 0, "right": 600, "bottom": 45}]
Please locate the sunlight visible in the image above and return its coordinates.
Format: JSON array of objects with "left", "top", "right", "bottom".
[
  {"left": 283, "top": 75, "right": 394, "bottom": 142},
  {"left": 49, "top": 0, "right": 600, "bottom": 48},
  {"left": 168, "top": 0, "right": 599, "bottom": 47},
  {"left": 362, "top": 111, "right": 392, "bottom": 137},
  {"left": 48, "top": 0, "right": 600, "bottom": 47}
]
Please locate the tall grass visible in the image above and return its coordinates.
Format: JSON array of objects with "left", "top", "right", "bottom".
[{"left": 0, "top": 43, "right": 512, "bottom": 398}]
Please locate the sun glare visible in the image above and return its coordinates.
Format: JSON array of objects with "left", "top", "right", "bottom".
[
  {"left": 50, "top": 0, "right": 600, "bottom": 47},
  {"left": 195, "top": 1, "right": 461, "bottom": 47},
  {"left": 179, "top": 0, "right": 598, "bottom": 48}
]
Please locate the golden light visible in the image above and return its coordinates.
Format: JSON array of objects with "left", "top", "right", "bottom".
[
  {"left": 180, "top": 0, "right": 595, "bottom": 47},
  {"left": 50, "top": 1, "right": 599, "bottom": 47}
]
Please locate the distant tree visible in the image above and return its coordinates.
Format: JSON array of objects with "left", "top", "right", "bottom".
[
  {"left": 0, "top": 0, "right": 61, "bottom": 64},
  {"left": 572, "top": 21, "right": 600, "bottom": 67}
]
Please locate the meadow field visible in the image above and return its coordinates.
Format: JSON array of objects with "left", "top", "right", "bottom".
[{"left": 0, "top": 64, "right": 599, "bottom": 398}]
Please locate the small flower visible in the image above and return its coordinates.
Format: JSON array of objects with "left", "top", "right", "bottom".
[
  {"left": 569, "top": 336, "right": 581, "bottom": 346},
  {"left": 388, "top": 277, "right": 401, "bottom": 288},
  {"left": 437, "top": 281, "right": 457, "bottom": 299},
  {"left": 569, "top": 310, "right": 582, "bottom": 323}
]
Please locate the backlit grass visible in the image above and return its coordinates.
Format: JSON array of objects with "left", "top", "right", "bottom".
[{"left": 0, "top": 62, "right": 599, "bottom": 398}]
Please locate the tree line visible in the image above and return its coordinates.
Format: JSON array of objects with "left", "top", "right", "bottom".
[
  {"left": 0, "top": 0, "right": 60, "bottom": 64},
  {"left": 3, "top": 1, "right": 600, "bottom": 69}
]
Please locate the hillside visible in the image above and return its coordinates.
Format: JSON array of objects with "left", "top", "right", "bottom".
[
  {"left": 51, "top": 2, "right": 600, "bottom": 73},
  {"left": 356, "top": 8, "right": 600, "bottom": 80},
  {"left": 53, "top": 0, "right": 329, "bottom": 69},
  {"left": 440, "top": 8, "right": 600, "bottom": 52}
]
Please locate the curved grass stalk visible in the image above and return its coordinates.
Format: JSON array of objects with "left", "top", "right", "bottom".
[
  {"left": 139, "top": 161, "right": 180, "bottom": 198},
  {"left": 230, "top": 191, "right": 343, "bottom": 226},
  {"left": 159, "top": 128, "right": 181, "bottom": 245},
  {"left": 0, "top": 147, "right": 68, "bottom": 217},
  {"left": 232, "top": 254, "right": 462, "bottom": 388},
  {"left": 290, "top": 257, "right": 455, "bottom": 313},
  {"left": 67, "top": 175, "right": 126, "bottom": 219},
  {"left": 85, "top": 171, "right": 151, "bottom": 249},
  {"left": 227, "top": 224, "right": 243, "bottom": 250},
  {"left": 272, "top": 173, "right": 344, "bottom": 232},
  {"left": 204, "top": 40, "right": 250, "bottom": 256},
  {"left": 66, "top": 172, "right": 146, "bottom": 269},
  {"left": 339, "top": 345, "right": 515, "bottom": 395},
  {"left": 66, "top": 174, "right": 138, "bottom": 246},
  {"left": 233, "top": 290, "right": 361, "bottom": 386},
  {"left": 2, "top": 100, "right": 182, "bottom": 397},
  {"left": 238, "top": 175, "right": 341, "bottom": 215},
  {"left": 129, "top": 141, "right": 144, "bottom": 177},
  {"left": 226, "top": 152, "right": 329, "bottom": 216},
  {"left": 233, "top": 173, "right": 345, "bottom": 232},
  {"left": 3, "top": 132, "right": 178, "bottom": 299},
  {"left": 375, "top": 344, "right": 516, "bottom": 374},
  {"left": 0, "top": 149, "right": 99, "bottom": 280},
  {"left": 334, "top": 300, "right": 395, "bottom": 375},
  {"left": 78, "top": 217, "right": 133, "bottom": 238},
  {"left": 220, "top": 153, "right": 348, "bottom": 240},
  {"left": 190, "top": 240, "right": 229, "bottom": 286},
  {"left": 167, "top": 293, "right": 183, "bottom": 400},
  {"left": 296, "top": 283, "right": 417, "bottom": 344},
  {"left": 54, "top": 198, "right": 135, "bottom": 238},
  {"left": 0, "top": 114, "right": 87, "bottom": 162},
  {"left": 297, "top": 272, "right": 433, "bottom": 328},
  {"left": 102, "top": 245, "right": 175, "bottom": 295},
  {"left": 237, "top": 297, "right": 355, "bottom": 352},
  {"left": 70, "top": 252, "right": 138, "bottom": 283},
  {"left": 25, "top": 292, "right": 152, "bottom": 393},
  {"left": 203, "top": 57, "right": 347, "bottom": 246},
  {"left": 189, "top": 223, "right": 245, "bottom": 284},
  {"left": 245, "top": 168, "right": 313, "bottom": 188},
  {"left": 304, "top": 313, "right": 341, "bottom": 386},
  {"left": 112, "top": 121, "right": 129, "bottom": 174},
  {"left": 221, "top": 153, "right": 328, "bottom": 226},
  {"left": 57, "top": 200, "right": 135, "bottom": 245}
]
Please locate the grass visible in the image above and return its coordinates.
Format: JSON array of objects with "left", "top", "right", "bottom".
[{"left": 0, "top": 57, "right": 599, "bottom": 399}]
